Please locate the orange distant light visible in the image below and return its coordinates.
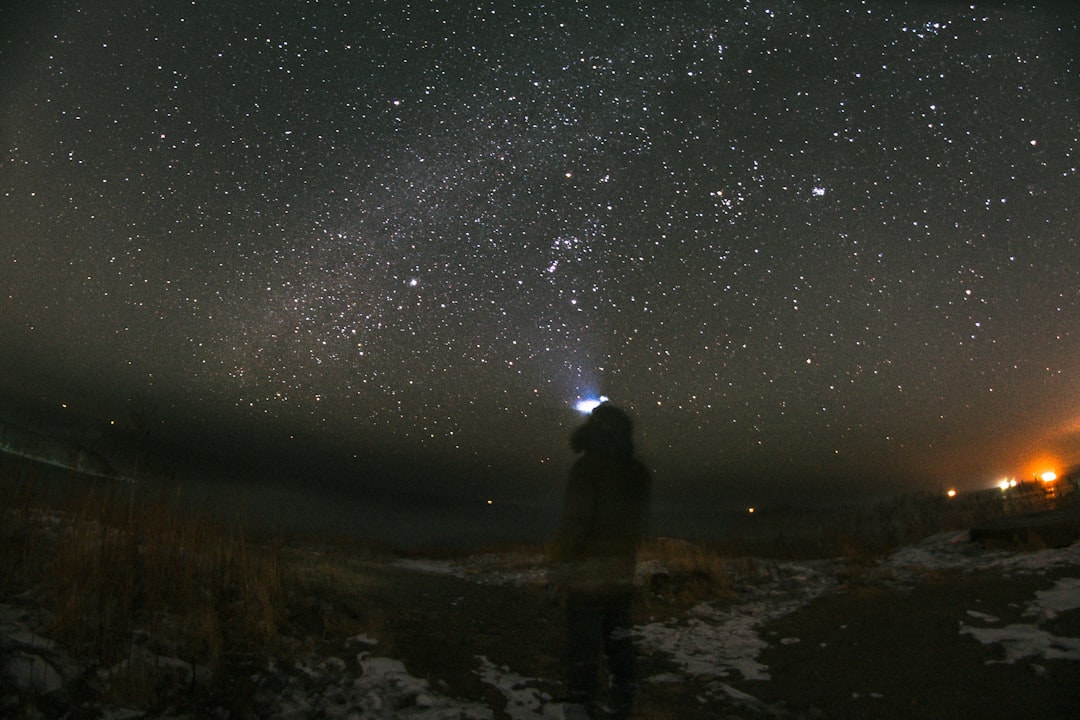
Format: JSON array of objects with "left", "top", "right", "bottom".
[
  {"left": 1025, "top": 454, "right": 1062, "bottom": 483},
  {"left": 947, "top": 489, "right": 957, "bottom": 498},
  {"left": 1041, "top": 471, "right": 1058, "bottom": 483}
]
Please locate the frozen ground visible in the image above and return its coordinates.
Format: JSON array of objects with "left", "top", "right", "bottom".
[
  {"left": 393, "top": 532, "right": 1080, "bottom": 718},
  {"left": 3, "top": 531, "right": 1080, "bottom": 718}
]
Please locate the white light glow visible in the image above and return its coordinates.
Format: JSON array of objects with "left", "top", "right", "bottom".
[{"left": 575, "top": 395, "right": 609, "bottom": 413}]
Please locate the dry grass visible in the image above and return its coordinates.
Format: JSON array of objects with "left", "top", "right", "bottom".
[
  {"left": 632, "top": 486, "right": 1072, "bottom": 610},
  {"left": 0, "top": 462, "right": 286, "bottom": 703},
  {"left": 703, "top": 487, "right": 1068, "bottom": 562},
  {"left": 638, "top": 536, "right": 735, "bottom": 606}
]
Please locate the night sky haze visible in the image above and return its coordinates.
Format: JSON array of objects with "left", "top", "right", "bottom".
[{"left": 2, "top": 1, "right": 1078, "bottom": 539}]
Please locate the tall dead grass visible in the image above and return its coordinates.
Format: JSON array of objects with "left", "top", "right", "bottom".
[
  {"left": 638, "top": 536, "right": 735, "bottom": 606},
  {"left": 702, "top": 487, "right": 1066, "bottom": 562},
  {"left": 0, "top": 462, "right": 286, "bottom": 682}
]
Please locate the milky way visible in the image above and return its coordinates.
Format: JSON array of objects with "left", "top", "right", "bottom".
[{"left": 2, "top": 2, "right": 1078, "bottom": 507}]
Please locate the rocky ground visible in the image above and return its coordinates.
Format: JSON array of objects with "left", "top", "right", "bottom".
[{"left": 3, "top": 529, "right": 1080, "bottom": 719}]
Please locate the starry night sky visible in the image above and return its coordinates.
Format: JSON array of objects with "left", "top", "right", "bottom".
[{"left": 2, "top": 1, "right": 1078, "bottom": 524}]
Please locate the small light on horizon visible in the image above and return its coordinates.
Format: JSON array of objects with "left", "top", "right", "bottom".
[
  {"left": 747, "top": 506, "right": 755, "bottom": 514},
  {"left": 1041, "top": 471, "right": 1057, "bottom": 483},
  {"left": 486, "top": 499, "right": 494, "bottom": 506},
  {"left": 947, "top": 488, "right": 957, "bottom": 498}
]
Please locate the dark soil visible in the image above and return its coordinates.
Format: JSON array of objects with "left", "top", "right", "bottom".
[
  {"left": 281, "top": 555, "right": 731, "bottom": 719},
  {"left": 278, "top": 558, "right": 569, "bottom": 713},
  {"left": 750, "top": 567, "right": 1080, "bottom": 720},
  {"left": 282, "top": 553, "right": 1080, "bottom": 720}
]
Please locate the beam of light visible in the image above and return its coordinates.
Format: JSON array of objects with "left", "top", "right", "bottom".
[{"left": 574, "top": 395, "right": 609, "bottom": 414}]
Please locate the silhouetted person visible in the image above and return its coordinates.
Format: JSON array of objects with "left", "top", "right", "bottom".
[{"left": 550, "top": 403, "right": 652, "bottom": 719}]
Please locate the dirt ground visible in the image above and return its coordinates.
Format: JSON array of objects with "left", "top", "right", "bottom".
[
  {"left": 287, "top": 553, "right": 1080, "bottom": 720},
  {"left": 750, "top": 566, "right": 1080, "bottom": 720}
]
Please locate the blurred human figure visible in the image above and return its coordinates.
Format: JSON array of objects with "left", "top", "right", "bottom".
[{"left": 550, "top": 403, "right": 652, "bottom": 719}]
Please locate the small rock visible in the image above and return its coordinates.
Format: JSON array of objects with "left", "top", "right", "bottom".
[
  {"left": 4, "top": 651, "right": 65, "bottom": 694},
  {"left": 321, "top": 656, "right": 346, "bottom": 672}
]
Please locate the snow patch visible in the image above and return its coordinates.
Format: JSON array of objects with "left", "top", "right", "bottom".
[
  {"left": 961, "top": 575, "right": 1080, "bottom": 664},
  {"left": 961, "top": 624, "right": 1080, "bottom": 664},
  {"left": 634, "top": 559, "right": 837, "bottom": 682},
  {"left": 1027, "top": 576, "right": 1080, "bottom": 621},
  {"left": 474, "top": 656, "right": 555, "bottom": 720},
  {"left": 885, "top": 531, "right": 1080, "bottom": 576}
]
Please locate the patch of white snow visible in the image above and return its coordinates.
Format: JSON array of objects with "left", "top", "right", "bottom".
[{"left": 960, "top": 575, "right": 1080, "bottom": 664}]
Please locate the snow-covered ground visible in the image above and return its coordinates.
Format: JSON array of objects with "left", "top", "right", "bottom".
[{"left": 3, "top": 531, "right": 1079, "bottom": 719}]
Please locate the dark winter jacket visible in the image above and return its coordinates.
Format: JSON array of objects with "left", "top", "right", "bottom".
[{"left": 550, "top": 450, "right": 651, "bottom": 592}]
